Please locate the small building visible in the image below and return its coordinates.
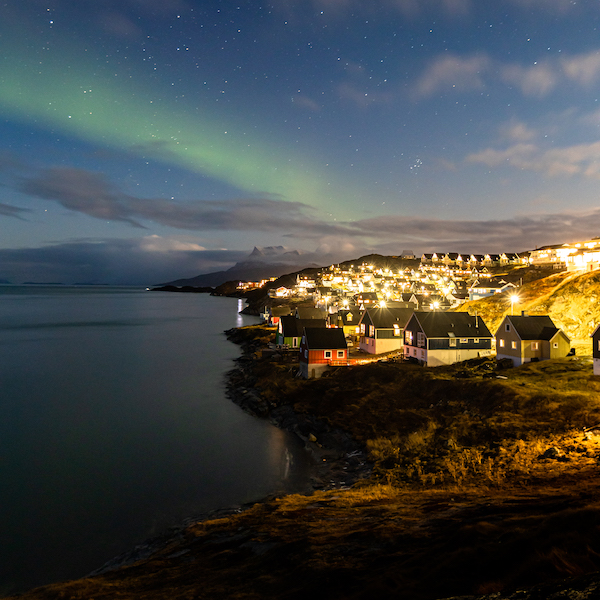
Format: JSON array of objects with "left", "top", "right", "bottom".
[
  {"left": 265, "top": 305, "right": 292, "bottom": 326},
  {"left": 275, "top": 316, "right": 326, "bottom": 349},
  {"left": 330, "top": 309, "right": 363, "bottom": 339},
  {"left": 592, "top": 324, "right": 600, "bottom": 376},
  {"left": 469, "top": 279, "right": 516, "bottom": 301},
  {"left": 358, "top": 307, "right": 414, "bottom": 355},
  {"left": 495, "top": 314, "right": 570, "bottom": 367},
  {"left": 403, "top": 311, "right": 493, "bottom": 367},
  {"left": 295, "top": 306, "right": 327, "bottom": 320},
  {"left": 299, "top": 327, "right": 348, "bottom": 379}
]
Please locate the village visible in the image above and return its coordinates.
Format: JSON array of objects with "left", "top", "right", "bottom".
[{"left": 235, "top": 238, "right": 600, "bottom": 379}]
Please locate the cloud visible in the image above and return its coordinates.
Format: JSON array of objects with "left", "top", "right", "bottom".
[
  {"left": 349, "top": 209, "right": 600, "bottom": 253},
  {"left": 18, "top": 167, "right": 351, "bottom": 236},
  {"left": 272, "top": 0, "right": 471, "bottom": 18},
  {"left": 292, "top": 95, "right": 322, "bottom": 111},
  {"left": 0, "top": 202, "right": 30, "bottom": 219},
  {"left": 466, "top": 140, "right": 600, "bottom": 178},
  {"left": 500, "top": 62, "right": 559, "bottom": 97},
  {"left": 507, "top": 0, "right": 583, "bottom": 13},
  {"left": 415, "top": 50, "right": 600, "bottom": 99},
  {"left": 413, "top": 54, "right": 491, "bottom": 98},
  {"left": 561, "top": 51, "right": 600, "bottom": 86},
  {"left": 0, "top": 238, "right": 248, "bottom": 286},
  {"left": 499, "top": 119, "right": 538, "bottom": 143}
]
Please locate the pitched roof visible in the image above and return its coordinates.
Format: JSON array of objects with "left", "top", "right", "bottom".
[
  {"left": 502, "top": 315, "right": 563, "bottom": 341},
  {"left": 303, "top": 327, "right": 347, "bottom": 350},
  {"left": 365, "top": 307, "right": 414, "bottom": 329},
  {"left": 295, "top": 307, "right": 327, "bottom": 320},
  {"left": 412, "top": 311, "right": 492, "bottom": 338},
  {"left": 334, "top": 310, "right": 362, "bottom": 327},
  {"left": 280, "top": 316, "right": 326, "bottom": 337}
]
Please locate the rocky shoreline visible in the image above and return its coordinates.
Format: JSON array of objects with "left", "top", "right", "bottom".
[
  {"left": 223, "top": 326, "right": 372, "bottom": 491},
  {"left": 80, "top": 325, "right": 371, "bottom": 579}
]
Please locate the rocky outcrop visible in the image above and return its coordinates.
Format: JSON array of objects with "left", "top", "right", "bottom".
[{"left": 224, "top": 328, "right": 372, "bottom": 490}]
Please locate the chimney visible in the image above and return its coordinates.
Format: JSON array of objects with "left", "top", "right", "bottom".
[{"left": 521, "top": 310, "right": 527, "bottom": 317}]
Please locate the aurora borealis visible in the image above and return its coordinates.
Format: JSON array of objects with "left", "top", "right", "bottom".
[{"left": 3, "top": 0, "right": 600, "bottom": 283}]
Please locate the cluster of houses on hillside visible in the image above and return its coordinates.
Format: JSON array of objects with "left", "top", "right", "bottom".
[
  {"left": 245, "top": 237, "right": 600, "bottom": 378},
  {"left": 264, "top": 307, "right": 580, "bottom": 378},
  {"left": 268, "top": 304, "right": 575, "bottom": 379}
]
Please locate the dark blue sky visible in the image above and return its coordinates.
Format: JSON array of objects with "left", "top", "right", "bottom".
[{"left": 2, "top": 0, "right": 600, "bottom": 283}]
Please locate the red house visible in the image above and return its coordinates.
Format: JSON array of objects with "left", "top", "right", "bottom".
[{"left": 299, "top": 327, "right": 348, "bottom": 379}]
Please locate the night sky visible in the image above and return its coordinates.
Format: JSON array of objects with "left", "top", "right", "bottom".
[{"left": 2, "top": 0, "right": 600, "bottom": 284}]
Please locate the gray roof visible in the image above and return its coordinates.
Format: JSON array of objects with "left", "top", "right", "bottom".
[
  {"left": 364, "top": 307, "right": 414, "bottom": 329},
  {"left": 501, "top": 315, "right": 563, "bottom": 341},
  {"left": 412, "top": 311, "right": 492, "bottom": 338},
  {"left": 280, "top": 316, "right": 326, "bottom": 337},
  {"left": 303, "top": 327, "right": 347, "bottom": 350},
  {"left": 295, "top": 307, "right": 327, "bottom": 319}
]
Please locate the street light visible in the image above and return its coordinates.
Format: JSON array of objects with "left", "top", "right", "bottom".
[{"left": 510, "top": 294, "right": 519, "bottom": 315}]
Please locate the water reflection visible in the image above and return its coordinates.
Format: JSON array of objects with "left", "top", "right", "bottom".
[
  {"left": 236, "top": 298, "right": 244, "bottom": 327},
  {"left": 0, "top": 289, "right": 311, "bottom": 595}
]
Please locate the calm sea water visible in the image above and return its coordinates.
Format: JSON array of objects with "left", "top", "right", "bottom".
[{"left": 0, "top": 286, "right": 311, "bottom": 596}]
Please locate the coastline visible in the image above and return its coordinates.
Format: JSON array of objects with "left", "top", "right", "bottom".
[
  {"left": 73, "top": 324, "right": 371, "bottom": 580},
  {"left": 223, "top": 326, "right": 372, "bottom": 491}
]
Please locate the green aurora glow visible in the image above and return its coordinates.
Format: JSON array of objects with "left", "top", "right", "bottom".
[{"left": 0, "top": 27, "right": 343, "bottom": 211}]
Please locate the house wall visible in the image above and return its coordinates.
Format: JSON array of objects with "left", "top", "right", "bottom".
[
  {"left": 374, "top": 337, "right": 402, "bottom": 354},
  {"left": 593, "top": 334, "right": 600, "bottom": 361},
  {"left": 426, "top": 348, "right": 485, "bottom": 367},
  {"left": 299, "top": 348, "right": 346, "bottom": 378},
  {"left": 495, "top": 321, "right": 521, "bottom": 362},
  {"left": 594, "top": 358, "right": 600, "bottom": 377},
  {"left": 359, "top": 336, "right": 376, "bottom": 354},
  {"left": 549, "top": 332, "right": 571, "bottom": 359}
]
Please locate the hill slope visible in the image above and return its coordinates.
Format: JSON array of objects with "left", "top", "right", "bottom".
[{"left": 457, "top": 268, "right": 600, "bottom": 353}]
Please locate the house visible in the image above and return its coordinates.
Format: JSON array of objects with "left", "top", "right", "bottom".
[
  {"left": 358, "top": 307, "right": 414, "bottom": 355},
  {"left": 468, "top": 279, "right": 516, "bottom": 301},
  {"left": 354, "top": 292, "right": 379, "bottom": 308},
  {"left": 299, "top": 327, "right": 348, "bottom": 378},
  {"left": 330, "top": 309, "right": 363, "bottom": 339},
  {"left": 592, "top": 324, "right": 600, "bottom": 376},
  {"left": 275, "top": 316, "right": 326, "bottom": 349},
  {"left": 295, "top": 306, "right": 327, "bottom": 320},
  {"left": 403, "top": 311, "right": 493, "bottom": 367},
  {"left": 495, "top": 314, "right": 571, "bottom": 366},
  {"left": 483, "top": 254, "right": 501, "bottom": 267},
  {"left": 265, "top": 305, "right": 292, "bottom": 326}
]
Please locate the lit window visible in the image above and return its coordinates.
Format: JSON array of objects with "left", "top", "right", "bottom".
[
  {"left": 499, "top": 339, "right": 505, "bottom": 348},
  {"left": 405, "top": 330, "right": 413, "bottom": 344},
  {"left": 531, "top": 342, "right": 539, "bottom": 350},
  {"left": 449, "top": 338, "right": 456, "bottom": 347},
  {"left": 369, "top": 325, "right": 375, "bottom": 337},
  {"left": 511, "top": 341, "right": 517, "bottom": 349}
]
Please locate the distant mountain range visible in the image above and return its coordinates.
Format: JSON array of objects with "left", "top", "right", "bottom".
[{"left": 161, "top": 246, "right": 322, "bottom": 288}]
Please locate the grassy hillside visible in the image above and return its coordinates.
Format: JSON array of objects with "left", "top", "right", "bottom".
[{"left": 457, "top": 268, "right": 600, "bottom": 354}]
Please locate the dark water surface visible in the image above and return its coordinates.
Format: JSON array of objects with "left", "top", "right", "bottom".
[{"left": 0, "top": 286, "right": 311, "bottom": 596}]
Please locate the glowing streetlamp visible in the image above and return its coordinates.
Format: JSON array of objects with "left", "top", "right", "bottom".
[{"left": 510, "top": 294, "right": 519, "bottom": 315}]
